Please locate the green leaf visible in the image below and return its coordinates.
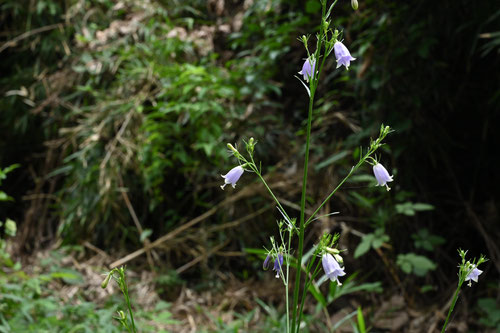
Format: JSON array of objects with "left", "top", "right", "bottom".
[
  {"left": 315, "top": 151, "right": 350, "bottom": 170},
  {"left": 0, "top": 191, "right": 13, "bottom": 201},
  {"left": 412, "top": 203, "right": 435, "bottom": 211},
  {"left": 50, "top": 269, "right": 83, "bottom": 285},
  {"left": 397, "top": 253, "right": 436, "bottom": 276},
  {"left": 5, "top": 219, "right": 16, "bottom": 237},
  {"left": 354, "top": 234, "right": 374, "bottom": 258},
  {"left": 308, "top": 283, "right": 327, "bottom": 307},
  {"left": 357, "top": 307, "right": 366, "bottom": 333},
  {"left": 396, "top": 202, "right": 434, "bottom": 216}
]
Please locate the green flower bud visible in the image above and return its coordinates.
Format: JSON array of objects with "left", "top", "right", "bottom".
[
  {"left": 101, "top": 272, "right": 112, "bottom": 289},
  {"left": 351, "top": 0, "right": 358, "bottom": 10},
  {"left": 118, "top": 310, "right": 126, "bottom": 320},
  {"left": 227, "top": 143, "right": 238, "bottom": 154},
  {"left": 326, "top": 247, "right": 340, "bottom": 254},
  {"left": 334, "top": 253, "right": 344, "bottom": 264},
  {"left": 247, "top": 137, "right": 256, "bottom": 153}
]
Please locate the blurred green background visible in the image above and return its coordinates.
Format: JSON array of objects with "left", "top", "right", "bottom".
[{"left": 1, "top": 0, "right": 499, "bottom": 331}]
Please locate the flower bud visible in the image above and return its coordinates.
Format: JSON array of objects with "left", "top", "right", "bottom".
[
  {"left": 101, "top": 273, "right": 112, "bottom": 289},
  {"left": 247, "top": 137, "right": 256, "bottom": 154},
  {"left": 334, "top": 254, "right": 344, "bottom": 264},
  {"left": 326, "top": 247, "right": 340, "bottom": 254},
  {"left": 118, "top": 310, "right": 126, "bottom": 320},
  {"left": 351, "top": 0, "right": 358, "bottom": 10},
  {"left": 227, "top": 143, "right": 238, "bottom": 154}
]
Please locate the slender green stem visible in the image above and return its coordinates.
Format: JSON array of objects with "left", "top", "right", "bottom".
[
  {"left": 124, "top": 292, "right": 137, "bottom": 333},
  {"left": 306, "top": 164, "right": 358, "bottom": 225},
  {"left": 291, "top": 87, "right": 316, "bottom": 332},
  {"left": 118, "top": 269, "right": 137, "bottom": 333},
  {"left": 441, "top": 286, "right": 461, "bottom": 333},
  {"left": 286, "top": 228, "right": 292, "bottom": 332},
  {"left": 249, "top": 156, "right": 292, "bottom": 222},
  {"left": 296, "top": 255, "right": 322, "bottom": 332},
  {"left": 306, "top": 139, "right": 385, "bottom": 225},
  {"left": 292, "top": 3, "right": 328, "bottom": 330}
]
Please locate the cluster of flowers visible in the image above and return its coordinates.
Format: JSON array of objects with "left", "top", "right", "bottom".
[
  {"left": 263, "top": 252, "right": 284, "bottom": 279},
  {"left": 299, "top": 40, "right": 356, "bottom": 83},
  {"left": 220, "top": 161, "right": 393, "bottom": 285},
  {"left": 219, "top": 36, "right": 395, "bottom": 285}
]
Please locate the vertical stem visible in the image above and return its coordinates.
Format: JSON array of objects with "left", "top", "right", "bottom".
[
  {"left": 441, "top": 283, "right": 462, "bottom": 333},
  {"left": 286, "top": 228, "right": 292, "bottom": 332},
  {"left": 291, "top": 1, "right": 327, "bottom": 330},
  {"left": 291, "top": 87, "right": 316, "bottom": 332},
  {"left": 120, "top": 269, "right": 137, "bottom": 333},
  {"left": 296, "top": 255, "right": 321, "bottom": 332}
]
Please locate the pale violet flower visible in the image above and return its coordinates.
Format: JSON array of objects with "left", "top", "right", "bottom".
[
  {"left": 220, "top": 165, "right": 244, "bottom": 190},
  {"left": 298, "top": 58, "right": 316, "bottom": 82},
  {"left": 465, "top": 266, "right": 483, "bottom": 286},
  {"left": 322, "top": 253, "right": 346, "bottom": 285},
  {"left": 373, "top": 162, "right": 393, "bottom": 191},
  {"left": 273, "top": 253, "right": 283, "bottom": 278},
  {"left": 334, "top": 41, "right": 356, "bottom": 70},
  {"left": 263, "top": 254, "right": 271, "bottom": 270}
]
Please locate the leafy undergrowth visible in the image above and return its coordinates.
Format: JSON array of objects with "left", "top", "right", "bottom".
[{"left": 2, "top": 246, "right": 497, "bottom": 332}]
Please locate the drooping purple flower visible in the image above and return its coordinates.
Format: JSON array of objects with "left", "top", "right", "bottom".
[
  {"left": 334, "top": 41, "right": 356, "bottom": 70},
  {"left": 322, "top": 253, "right": 346, "bottom": 285},
  {"left": 220, "top": 165, "right": 244, "bottom": 190},
  {"left": 372, "top": 162, "right": 393, "bottom": 191},
  {"left": 263, "top": 254, "right": 272, "bottom": 270},
  {"left": 465, "top": 266, "right": 483, "bottom": 286},
  {"left": 273, "top": 253, "right": 283, "bottom": 278},
  {"left": 298, "top": 58, "right": 316, "bottom": 82}
]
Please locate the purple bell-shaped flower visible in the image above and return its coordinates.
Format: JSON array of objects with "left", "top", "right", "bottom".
[
  {"left": 273, "top": 253, "right": 284, "bottom": 278},
  {"left": 465, "top": 266, "right": 483, "bottom": 286},
  {"left": 334, "top": 41, "right": 356, "bottom": 70},
  {"left": 298, "top": 58, "right": 316, "bottom": 82},
  {"left": 220, "top": 165, "right": 244, "bottom": 190},
  {"left": 372, "top": 162, "right": 393, "bottom": 191},
  {"left": 322, "top": 253, "right": 346, "bottom": 285}
]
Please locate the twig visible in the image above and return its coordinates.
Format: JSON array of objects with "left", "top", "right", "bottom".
[
  {"left": 109, "top": 185, "right": 255, "bottom": 268},
  {"left": 0, "top": 23, "right": 63, "bottom": 53},
  {"left": 176, "top": 240, "right": 230, "bottom": 274},
  {"left": 118, "top": 179, "right": 156, "bottom": 270},
  {"left": 110, "top": 206, "right": 219, "bottom": 268},
  {"left": 83, "top": 241, "right": 110, "bottom": 259}
]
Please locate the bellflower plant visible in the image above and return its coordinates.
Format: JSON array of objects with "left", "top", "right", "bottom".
[
  {"left": 263, "top": 254, "right": 272, "bottom": 270},
  {"left": 220, "top": 165, "right": 245, "bottom": 190},
  {"left": 101, "top": 267, "right": 137, "bottom": 333},
  {"left": 322, "top": 253, "right": 346, "bottom": 285},
  {"left": 372, "top": 162, "right": 394, "bottom": 191},
  {"left": 298, "top": 57, "right": 316, "bottom": 82},
  {"left": 333, "top": 41, "right": 356, "bottom": 69},
  {"left": 219, "top": 1, "right": 395, "bottom": 332},
  {"left": 465, "top": 266, "right": 483, "bottom": 285},
  {"left": 274, "top": 253, "right": 284, "bottom": 278},
  {"left": 441, "top": 249, "right": 487, "bottom": 332}
]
